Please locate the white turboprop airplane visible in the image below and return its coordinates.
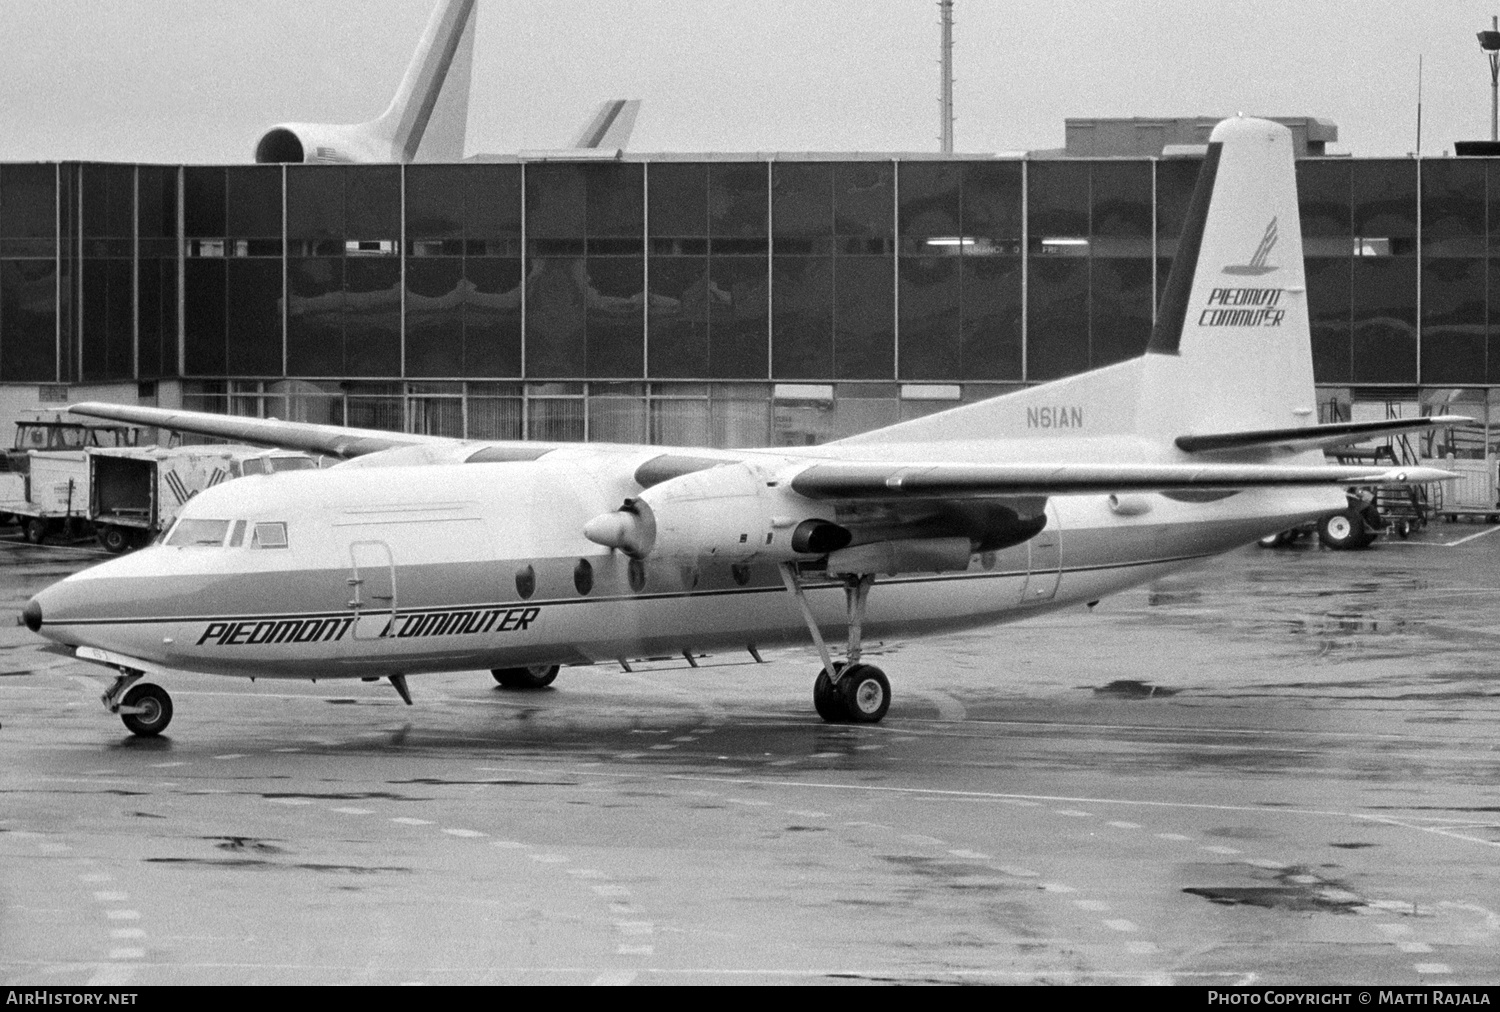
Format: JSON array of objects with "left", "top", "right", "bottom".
[
  {"left": 252, "top": 0, "right": 642, "bottom": 164},
  {"left": 24, "top": 118, "right": 1462, "bottom": 737}
]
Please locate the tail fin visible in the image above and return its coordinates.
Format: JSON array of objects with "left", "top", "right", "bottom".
[
  {"left": 1137, "top": 116, "right": 1313, "bottom": 439},
  {"left": 839, "top": 116, "right": 1314, "bottom": 451},
  {"left": 254, "top": 0, "right": 477, "bottom": 163},
  {"left": 570, "top": 100, "right": 643, "bottom": 151},
  {"left": 376, "top": 0, "right": 478, "bottom": 161}
]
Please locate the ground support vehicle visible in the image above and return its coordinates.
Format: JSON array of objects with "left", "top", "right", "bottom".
[
  {"left": 89, "top": 446, "right": 320, "bottom": 552},
  {"left": 1421, "top": 457, "right": 1500, "bottom": 524},
  {"left": 1, "top": 411, "right": 144, "bottom": 475},
  {"left": 0, "top": 452, "right": 92, "bottom": 544}
]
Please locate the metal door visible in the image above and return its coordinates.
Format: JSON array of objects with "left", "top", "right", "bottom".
[
  {"left": 347, "top": 540, "right": 398, "bottom": 640},
  {"left": 1023, "top": 502, "right": 1063, "bottom": 604}
]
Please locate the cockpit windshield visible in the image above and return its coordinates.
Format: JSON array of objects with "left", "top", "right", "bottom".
[{"left": 165, "top": 519, "right": 232, "bottom": 546}]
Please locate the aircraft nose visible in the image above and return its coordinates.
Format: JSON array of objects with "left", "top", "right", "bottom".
[{"left": 21, "top": 598, "right": 42, "bottom": 632}]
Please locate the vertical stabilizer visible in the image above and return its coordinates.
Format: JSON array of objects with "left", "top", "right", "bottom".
[
  {"left": 377, "top": 0, "right": 478, "bottom": 161},
  {"left": 570, "top": 99, "right": 643, "bottom": 150},
  {"left": 1138, "top": 117, "right": 1314, "bottom": 438}
]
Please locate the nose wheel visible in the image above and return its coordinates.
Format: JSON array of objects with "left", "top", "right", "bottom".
[
  {"left": 101, "top": 671, "right": 174, "bottom": 737},
  {"left": 781, "top": 565, "right": 891, "bottom": 724}
]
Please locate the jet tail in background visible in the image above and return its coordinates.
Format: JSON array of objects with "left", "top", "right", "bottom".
[
  {"left": 254, "top": 0, "right": 477, "bottom": 164},
  {"left": 570, "top": 100, "right": 642, "bottom": 150}
]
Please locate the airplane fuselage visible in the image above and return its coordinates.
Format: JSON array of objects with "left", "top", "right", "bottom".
[{"left": 29, "top": 443, "right": 1344, "bottom": 682}]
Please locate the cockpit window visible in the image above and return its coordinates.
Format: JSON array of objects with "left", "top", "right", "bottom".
[
  {"left": 166, "top": 519, "right": 232, "bottom": 546},
  {"left": 240, "top": 458, "right": 265, "bottom": 476},
  {"left": 228, "top": 520, "right": 246, "bottom": 547},
  {"left": 269, "top": 456, "right": 316, "bottom": 473},
  {"left": 250, "top": 522, "right": 288, "bottom": 549}
]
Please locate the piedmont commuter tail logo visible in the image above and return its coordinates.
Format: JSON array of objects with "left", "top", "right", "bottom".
[{"left": 1222, "top": 218, "right": 1279, "bottom": 276}]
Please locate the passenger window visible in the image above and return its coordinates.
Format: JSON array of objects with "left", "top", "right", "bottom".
[
  {"left": 166, "top": 519, "right": 231, "bottom": 546},
  {"left": 573, "top": 559, "right": 593, "bottom": 595},
  {"left": 515, "top": 565, "right": 536, "bottom": 600},
  {"left": 228, "top": 520, "right": 246, "bottom": 547},
  {"left": 250, "top": 522, "right": 288, "bottom": 549}
]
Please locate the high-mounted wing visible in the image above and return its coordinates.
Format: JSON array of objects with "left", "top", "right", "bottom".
[
  {"left": 69, "top": 402, "right": 454, "bottom": 459},
  {"left": 1174, "top": 415, "right": 1474, "bottom": 454},
  {"left": 789, "top": 460, "right": 1454, "bottom": 500}
]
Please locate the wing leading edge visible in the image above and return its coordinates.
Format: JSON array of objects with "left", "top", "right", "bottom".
[{"left": 789, "top": 461, "right": 1455, "bottom": 500}]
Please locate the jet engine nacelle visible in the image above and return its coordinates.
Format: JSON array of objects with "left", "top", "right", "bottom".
[
  {"left": 583, "top": 462, "right": 850, "bottom": 563},
  {"left": 255, "top": 123, "right": 396, "bottom": 164}
]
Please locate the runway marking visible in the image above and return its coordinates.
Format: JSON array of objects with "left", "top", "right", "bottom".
[
  {"left": 93, "top": 891, "right": 128, "bottom": 902},
  {"left": 1107, "top": 821, "right": 1142, "bottom": 829},
  {"left": 390, "top": 817, "right": 432, "bottom": 826},
  {"left": 1073, "top": 900, "right": 1111, "bottom": 911},
  {"left": 672, "top": 736, "right": 697, "bottom": 742},
  {"left": 1053, "top": 809, "right": 1093, "bottom": 817},
  {"left": 1126, "top": 941, "right": 1158, "bottom": 954},
  {"left": 617, "top": 945, "right": 654, "bottom": 956},
  {"left": 212, "top": 754, "right": 246, "bottom": 760},
  {"left": 1156, "top": 833, "right": 1194, "bottom": 841},
  {"left": 948, "top": 849, "right": 991, "bottom": 860},
  {"left": 1398, "top": 942, "right": 1434, "bottom": 954},
  {"left": 1102, "top": 919, "right": 1139, "bottom": 932},
  {"left": 1041, "top": 883, "right": 1077, "bottom": 893},
  {"left": 649, "top": 744, "right": 677, "bottom": 750},
  {"left": 271, "top": 747, "right": 302, "bottom": 753},
  {"left": 1414, "top": 962, "right": 1453, "bottom": 974},
  {"left": 110, "top": 929, "right": 144, "bottom": 939},
  {"left": 810, "top": 752, "right": 842, "bottom": 759},
  {"left": 1200, "top": 845, "right": 1241, "bottom": 855},
  {"left": 108, "top": 948, "right": 145, "bottom": 960},
  {"left": 996, "top": 866, "right": 1040, "bottom": 878},
  {"left": 332, "top": 807, "right": 372, "bottom": 815},
  {"left": 1246, "top": 858, "right": 1288, "bottom": 869},
  {"left": 902, "top": 834, "right": 945, "bottom": 846},
  {"left": 443, "top": 828, "right": 486, "bottom": 838},
  {"left": 105, "top": 910, "right": 140, "bottom": 920},
  {"left": 267, "top": 798, "right": 312, "bottom": 806},
  {"left": 567, "top": 869, "right": 606, "bottom": 879},
  {"left": 786, "top": 809, "right": 829, "bottom": 818},
  {"left": 591, "top": 971, "right": 638, "bottom": 986}
]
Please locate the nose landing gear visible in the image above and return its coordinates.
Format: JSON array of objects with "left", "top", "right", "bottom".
[
  {"left": 781, "top": 565, "right": 891, "bottom": 724},
  {"left": 102, "top": 671, "right": 174, "bottom": 736}
]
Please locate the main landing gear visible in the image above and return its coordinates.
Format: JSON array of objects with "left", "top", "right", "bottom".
[
  {"left": 491, "top": 664, "right": 560, "bottom": 690},
  {"left": 102, "top": 671, "right": 173, "bottom": 737},
  {"left": 780, "top": 565, "right": 892, "bottom": 724}
]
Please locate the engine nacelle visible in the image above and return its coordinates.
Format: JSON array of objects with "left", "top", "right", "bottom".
[
  {"left": 583, "top": 462, "right": 850, "bottom": 563},
  {"left": 254, "top": 123, "right": 396, "bottom": 164}
]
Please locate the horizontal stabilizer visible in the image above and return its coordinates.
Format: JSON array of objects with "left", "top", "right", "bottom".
[
  {"left": 1176, "top": 415, "right": 1475, "bottom": 454},
  {"left": 790, "top": 461, "right": 1456, "bottom": 500},
  {"left": 571, "top": 99, "right": 642, "bottom": 149}
]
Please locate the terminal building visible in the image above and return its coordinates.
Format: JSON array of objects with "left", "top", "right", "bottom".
[{"left": 1, "top": 115, "right": 1497, "bottom": 449}]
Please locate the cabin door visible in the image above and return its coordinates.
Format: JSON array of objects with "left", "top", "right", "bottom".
[
  {"left": 1023, "top": 502, "right": 1063, "bottom": 604},
  {"left": 347, "top": 540, "right": 398, "bottom": 640}
]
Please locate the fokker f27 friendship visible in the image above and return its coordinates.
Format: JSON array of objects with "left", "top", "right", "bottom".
[{"left": 23, "top": 118, "right": 1462, "bottom": 737}]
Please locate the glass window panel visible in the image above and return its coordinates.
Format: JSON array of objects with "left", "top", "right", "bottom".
[
  {"left": 833, "top": 162, "right": 893, "bottom": 238},
  {"left": 346, "top": 394, "right": 403, "bottom": 431},
  {"left": 408, "top": 396, "right": 464, "bottom": 436},
  {"left": 960, "top": 256, "right": 1023, "bottom": 380},
  {"left": 1488, "top": 260, "right": 1500, "bottom": 385},
  {"left": 1351, "top": 257, "right": 1417, "bottom": 383},
  {"left": 0, "top": 259, "right": 55, "bottom": 381},
  {"left": 1296, "top": 160, "right": 1352, "bottom": 240},
  {"left": 588, "top": 393, "right": 647, "bottom": 442},
  {"left": 137, "top": 258, "right": 163, "bottom": 379},
  {"left": 183, "top": 258, "right": 227, "bottom": 376},
  {"left": 1351, "top": 159, "right": 1416, "bottom": 241},
  {"left": 833, "top": 256, "right": 893, "bottom": 379},
  {"left": 961, "top": 161, "right": 1023, "bottom": 244},
  {"left": 183, "top": 166, "right": 226, "bottom": 237},
  {"left": 464, "top": 257, "right": 522, "bottom": 377},
  {"left": 650, "top": 395, "right": 711, "bottom": 446},
  {"left": 529, "top": 396, "right": 585, "bottom": 440},
  {"left": 525, "top": 256, "right": 586, "bottom": 376},
  {"left": 226, "top": 166, "right": 282, "bottom": 239},
  {"left": 82, "top": 165, "right": 133, "bottom": 238},
  {"left": 1155, "top": 156, "right": 1204, "bottom": 262},
  {"left": 710, "top": 384, "right": 770, "bottom": 447},
  {"left": 81, "top": 260, "right": 108, "bottom": 379},
  {"left": 346, "top": 166, "right": 400, "bottom": 240},
  {"left": 707, "top": 256, "right": 768, "bottom": 379},
  {"left": 286, "top": 166, "right": 344, "bottom": 242},
  {"left": 224, "top": 258, "right": 283, "bottom": 376},
  {"left": 1422, "top": 159, "right": 1485, "bottom": 242},
  {"left": 344, "top": 257, "right": 401, "bottom": 375},
  {"left": 1421, "top": 257, "right": 1486, "bottom": 384},
  {"left": 137, "top": 167, "right": 176, "bottom": 240},
  {"left": 405, "top": 164, "right": 465, "bottom": 240},
  {"left": 105, "top": 258, "right": 133, "bottom": 379},
  {"left": 1306, "top": 257, "right": 1351, "bottom": 383},
  {"left": 585, "top": 255, "right": 644, "bottom": 377},
  {"left": 647, "top": 255, "right": 709, "bottom": 377},
  {"left": 898, "top": 256, "right": 960, "bottom": 379},
  {"left": 1089, "top": 258, "right": 1153, "bottom": 368},
  {"left": 286, "top": 257, "right": 344, "bottom": 375},
  {"left": 466, "top": 164, "right": 521, "bottom": 240},
  {"left": 897, "top": 162, "right": 961, "bottom": 241},
  {"left": 709, "top": 163, "right": 768, "bottom": 237},
  {"left": 1026, "top": 258, "right": 1089, "bottom": 381},
  {"left": 466, "top": 392, "right": 522, "bottom": 439},
  {"left": 405, "top": 257, "right": 463, "bottom": 377},
  {"left": 1027, "top": 160, "right": 1089, "bottom": 238},
  {"left": 586, "top": 164, "right": 643, "bottom": 238},
  {"left": 271, "top": 379, "right": 344, "bottom": 424},
  {"left": 1, "top": 164, "right": 57, "bottom": 239},
  {"left": 527, "top": 164, "right": 587, "bottom": 238},
  {"left": 771, "top": 255, "right": 833, "bottom": 378},
  {"left": 648, "top": 163, "right": 708, "bottom": 238},
  {"left": 772, "top": 163, "right": 832, "bottom": 237},
  {"left": 1090, "top": 162, "right": 1152, "bottom": 237}
]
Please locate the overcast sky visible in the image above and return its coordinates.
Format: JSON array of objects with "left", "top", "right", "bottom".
[{"left": 1, "top": 0, "right": 1498, "bottom": 163}]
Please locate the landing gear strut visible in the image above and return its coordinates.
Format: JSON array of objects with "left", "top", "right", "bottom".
[
  {"left": 780, "top": 565, "right": 892, "bottom": 724},
  {"left": 102, "top": 671, "right": 174, "bottom": 736}
]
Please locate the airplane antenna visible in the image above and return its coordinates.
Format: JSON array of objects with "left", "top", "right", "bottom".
[{"left": 939, "top": 0, "right": 955, "bottom": 153}]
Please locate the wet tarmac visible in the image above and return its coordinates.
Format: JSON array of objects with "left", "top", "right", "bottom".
[{"left": 1, "top": 523, "right": 1498, "bottom": 985}]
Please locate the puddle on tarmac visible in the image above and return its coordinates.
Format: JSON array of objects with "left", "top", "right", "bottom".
[
  {"left": 1092, "top": 680, "right": 1181, "bottom": 699},
  {"left": 1184, "top": 865, "right": 1365, "bottom": 914}
]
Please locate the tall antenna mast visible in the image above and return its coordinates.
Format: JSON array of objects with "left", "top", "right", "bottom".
[{"left": 939, "top": 0, "right": 955, "bottom": 153}]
